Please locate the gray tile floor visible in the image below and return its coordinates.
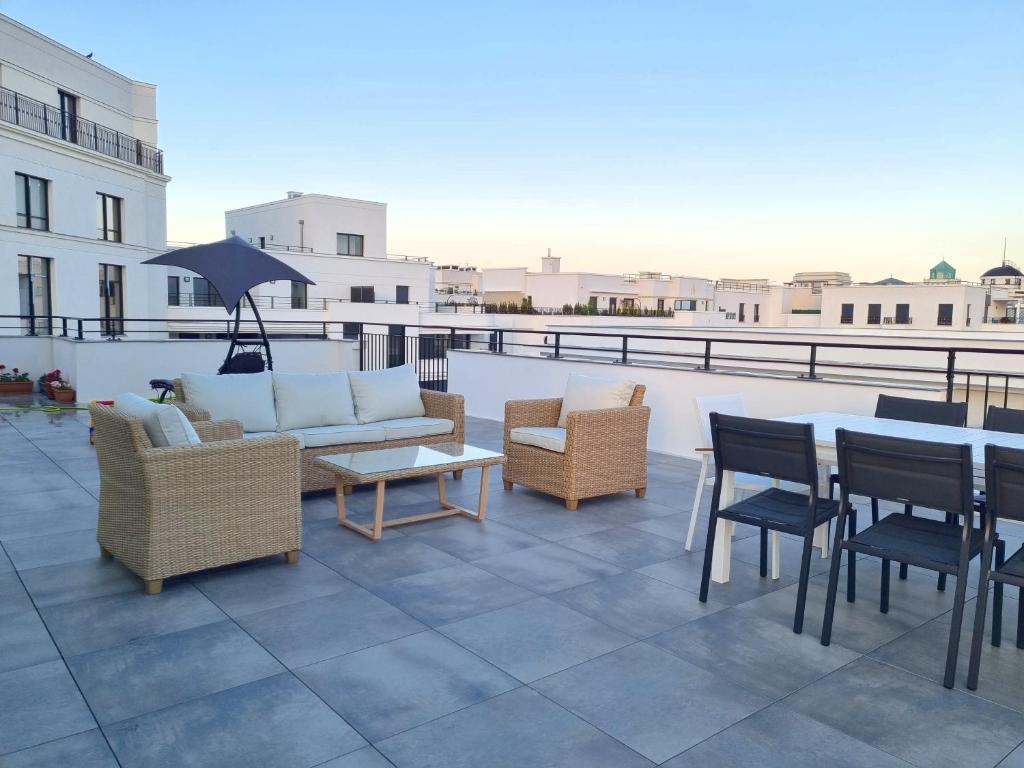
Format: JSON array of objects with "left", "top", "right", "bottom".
[{"left": 3, "top": 402, "right": 1024, "bottom": 767}]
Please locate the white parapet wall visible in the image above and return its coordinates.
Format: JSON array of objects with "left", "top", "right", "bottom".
[
  {"left": 0, "top": 336, "right": 358, "bottom": 403},
  {"left": 447, "top": 350, "right": 946, "bottom": 459}
]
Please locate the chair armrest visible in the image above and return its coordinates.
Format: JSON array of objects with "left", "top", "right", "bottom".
[
  {"left": 173, "top": 402, "right": 210, "bottom": 422},
  {"left": 193, "top": 419, "right": 243, "bottom": 442},
  {"left": 421, "top": 389, "right": 465, "bottom": 440},
  {"left": 564, "top": 406, "right": 651, "bottom": 458}
]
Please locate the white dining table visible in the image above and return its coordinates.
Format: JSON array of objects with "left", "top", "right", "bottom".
[{"left": 709, "top": 411, "right": 1024, "bottom": 585}]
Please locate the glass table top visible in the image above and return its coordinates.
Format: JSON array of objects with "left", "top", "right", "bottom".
[{"left": 316, "top": 442, "right": 504, "bottom": 477}]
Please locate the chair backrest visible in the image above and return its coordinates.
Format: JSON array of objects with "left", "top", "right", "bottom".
[
  {"left": 984, "top": 444, "right": 1024, "bottom": 523},
  {"left": 695, "top": 394, "right": 747, "bottom": 449},
  {"left": 629, "top": 385, "right": 646, "bottom": 406},
  {"left": 984, "top": 406, "right": 1024, "bottom": 435},
  {"left": 710, "top": 412, "right": 817, "bottom": 487},
  {"left": 835, "top": 428, "right": 973, "bottom": 516},
  {"left": 874, "top": 394, "right": 967, "bottom": 427}
]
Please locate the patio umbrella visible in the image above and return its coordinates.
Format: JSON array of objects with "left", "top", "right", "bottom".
[{"left": 143, "top": 236, "right": 315, "bottom": 372}]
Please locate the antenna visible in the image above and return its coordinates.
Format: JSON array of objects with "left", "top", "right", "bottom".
[{"left": 1004, "top": 236, "right": 1008, "bottom": 265}]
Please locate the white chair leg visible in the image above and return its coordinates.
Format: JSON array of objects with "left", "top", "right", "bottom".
[
  {"left": 686, "top": 455, "right": 709, "bottom": 551},
  {"left": 771, "top": 531, "right": 781, "bottom": 580}
]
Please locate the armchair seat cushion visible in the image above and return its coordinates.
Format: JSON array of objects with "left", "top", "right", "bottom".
[
  {"left": 510, "top": 426, "right": 566, "bottom": 454},
  {"left": 375, "top": 417, "right": 455, "bottom": 440},
  {"left": 285, "top": 424, "right": 387, "bottom": 448}
]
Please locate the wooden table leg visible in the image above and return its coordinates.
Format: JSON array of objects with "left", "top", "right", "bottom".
[
  {"left": 335, "top": 475, "right": 347, "bottom": 525},
  {"left": 477, "top": 465, "right": 490, "bottom": 521},
  {"left": 711, "top": 471, "right": 736, "bottom": 584},
  {"left": 437, "top": 472, "right": 447, "bottom": 505},
  {"left": 372, "top": 480, "right": 386, "bottom": 541}
]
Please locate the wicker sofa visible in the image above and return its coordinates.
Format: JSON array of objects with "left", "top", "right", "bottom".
[
  {"left": 173, "top": 378, "right": 465, "bottom": 493},
  {"left": 503, "top": 382, "right": 649, "bottom": 509},
  {"left": 91, "top": 403, "right": 302, "bottom": 594}
]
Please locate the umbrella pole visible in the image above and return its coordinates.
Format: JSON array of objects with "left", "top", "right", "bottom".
[
  {"left": 246, "top": 290, "right": 273, "bottom": 371},
  {"left": 221, "top": 303, "right": 242, "bottom": 373}
]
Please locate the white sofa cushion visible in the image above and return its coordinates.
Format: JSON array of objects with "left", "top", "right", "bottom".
[
  {"left": 116, "top": 392, "right": 201, "bottom": 448},
  {"left": 287, "top": 424, "right": 387, "bottom": 448},
  {"left": 557, "top": 374, "right": 636, "bottom": 428},
  {"left": 374, "top": 417, "right": 454, "bottom": 441},
  {"left": 510, "top": 426, "right": 566, "bottom": 454},
  {"left": 272, "top": 372, "right": 357, "bottom": 431},
  {"left": 244, "top": 430, "right": 300, "bottom": 447},
  {"left": 181, "top": 371, "right": 278, "bottom": 433},
  {"left": 348, "top": 364, "right": 425, "bottom": 423}
]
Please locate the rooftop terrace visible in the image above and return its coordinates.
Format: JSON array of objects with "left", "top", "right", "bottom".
[{"left": 3, "top": 398, "right": 1024, "bottom": 767}]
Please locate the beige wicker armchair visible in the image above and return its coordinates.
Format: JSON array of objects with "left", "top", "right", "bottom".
[
  {"left": 503, "top": 384, "right": 650, "bottom": 510},
  {"left": 91, "top": 404, "right": 302, "bottom": 595}
]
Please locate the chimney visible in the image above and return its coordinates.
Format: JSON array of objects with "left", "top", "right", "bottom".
[
  {"left": 541, "top": 248, "right": 561, "bottom": 274},
  {"left": 286, "top": 191, "right": 303, "bottom": 199}
]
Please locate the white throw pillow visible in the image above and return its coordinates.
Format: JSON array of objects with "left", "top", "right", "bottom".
[
  {"left": 116, "top": 392, "right": 201, "bottom": 448},
  {"left": 181, "top": 371, "right": 277, "bottom": 432},
  {"left": 273, "top": 372, "right": 357, "bottom": 430},
  {"left": 348, "top": 364, "right": 425, "bottom": 423},
  {"left": 557, "top": 373, "right": 637, "bottom": 427}
]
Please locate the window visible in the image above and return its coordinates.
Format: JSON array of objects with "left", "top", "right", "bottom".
[
  {"left": 738, "top": 303, "right": 746, "bottom": 322},
  {"left": 396, "top": 285, "right": 409, "bottom": 304},
  {"left": 192, "top": 277, "right": 224, "bottom": 307},
  {"left": 351, "top": 285, "right": 375, "bottom": 303},
  {"left": 937, "top": 303, "right": 953, "bottom": 326},
  {"left": 840, "top": 303, "right": 854, "bottom": 324},
  {"left": 18, "top": 256, "right": 52, "bottom": 335},
  {"left": 167, "top": 276, "right": 180, "bottom": 306},
  {"left": 867, "top": 303, "right": 881, "bottom": 324},
  {"left": 895, "top": 303, "right": 911, "bottom": 324},
  {"left": 342, "top": 322, "right": 360, "bottom": 340},
  {"left": 754, "top": 303, "right": 760, "bottom": 322},
  {"left": 291, "top": 280, "right": 307, "bottom": 309},
  {"left": 16, "top": 173, "right": 49, "bottom": 230},
  {"left": 674, "top": 299, "right": 696, "bottom": 311},
  {"left": 337, "top": 233, "right": 364, "bottom": 256},
  {"left": 96, "top": 193, "right": 122, "bottom": 242},
  {"left": 966, "top": 304, "right": 972, "bottom": 327},
  {"left": 59, "top": 91, "right": 78, "bottom": 143},
  {"left": 588, "top": 296, "right": 598, "bottom": 311},
  {"left": 657, "top": 299, "right": 665, "bottom": 312},
  {"left": 608, "top": 297, "right": 617, "bottom": 313},
  {"left": 98, "top": 263, "right": 124, "bottom": 335},
  {"left": 622, "top": 298, "right": 636, "bottom": 310}
]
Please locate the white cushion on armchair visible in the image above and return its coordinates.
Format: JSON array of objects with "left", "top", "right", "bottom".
[
  {"left": 272, "top": 372, "right": 357, "bottom": 430},
  {"left": 115, "top": 392, "right": 201, "bottom": 448},
  {"left": 557, "top": 373, "right": 636, "bottom": 427},
  {"left": 348, "top": 364, "right": 426, "bottom": 423},
  {"left": 181, "top": 371, "right": 278, "bottom": 432}
]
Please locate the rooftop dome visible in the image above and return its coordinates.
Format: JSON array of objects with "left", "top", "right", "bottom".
[
  {"left": 982, "top": 264, "right": 1024, "bottom": 278},
  {"left": 873, "top": 276, "right": 909, "bottom": 285}
]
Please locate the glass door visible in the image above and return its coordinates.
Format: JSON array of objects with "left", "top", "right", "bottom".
[
  {"left": 18, "top": 256, "right": 52, "bottom": 335},
  {"left": 99, "top": 264, "right": 124, "bottom": 336},
  {"left": 59, "top": 91, "right": 78, "bottom": 143}
]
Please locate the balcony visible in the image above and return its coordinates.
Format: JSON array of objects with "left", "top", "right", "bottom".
[
  {"left": 0, "top": 87, "right": 164, "bottom": 174},
  {"left": 4, "top": 320, "right": 1024, "bottom": 765}
]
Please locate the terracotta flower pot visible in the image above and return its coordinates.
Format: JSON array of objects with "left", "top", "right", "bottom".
[
  {"left": 53, "top": 388, "right": 76, "bottom": 403},
  {"left": 0, "top": 381, "right": 33, "bottom": 395}
]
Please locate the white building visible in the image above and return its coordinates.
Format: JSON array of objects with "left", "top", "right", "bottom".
[
  {"left": 0, "top": 14, "right": 169, "bottom": 338},
  {"left": 166, "top": 192, "right": 434, "bottom": 337},
  {"left": 435, "top": 264, "right": 481, "bottom": 305}
]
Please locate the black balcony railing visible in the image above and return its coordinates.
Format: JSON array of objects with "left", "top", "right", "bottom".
[{"left": 0, "top": 87, "right": 164, "bottom": 174}]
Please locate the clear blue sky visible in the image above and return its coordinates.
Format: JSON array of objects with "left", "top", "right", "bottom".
[{"left": 4, "top": 1, "right": 1021, "bottom": 281}]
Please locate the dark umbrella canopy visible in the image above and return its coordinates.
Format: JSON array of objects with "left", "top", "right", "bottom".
[{"left": 143, "top": 235, "right": 315, "bottom": 313}]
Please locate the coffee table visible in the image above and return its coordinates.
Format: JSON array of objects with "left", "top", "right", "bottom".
[{"left": 314, "top": 442, "right": 505, "bottom": 541}]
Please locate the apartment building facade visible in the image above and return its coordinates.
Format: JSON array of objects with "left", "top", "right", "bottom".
[{"left": 0, "top": 14, "right": 169, "bottom": 337}]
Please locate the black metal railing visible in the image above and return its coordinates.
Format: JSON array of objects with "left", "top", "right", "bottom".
[
  {"left": 0, "top": 87, "right": 164, "bottom": 174},
  {"left": 6, "top": 313, "right": 1024, "bottom": 417}
]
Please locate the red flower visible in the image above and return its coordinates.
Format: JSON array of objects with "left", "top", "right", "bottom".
[
  {"left": 12, "top": 368, "right": 18, "bottom": 374},
  {"left": 0, "top": 364, "right": 6, "bottom": 371}
]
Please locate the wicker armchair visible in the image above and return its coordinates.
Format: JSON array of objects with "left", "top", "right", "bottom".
[
  {"left": 503, "top": 384, "right": 649, "bottom": 510},
  {"left": 91, "top": 404, "right": 302, "bottom": 594}
]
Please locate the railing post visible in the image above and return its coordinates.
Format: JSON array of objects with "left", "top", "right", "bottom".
[
  {"left": 554, "top": 333, "right": 561, "bottom": 359},
  {"left": 61, "top": 317, "right": 68, "bottom": 337},
  {"left": 321, "top": 322, "right": 328, "bottom": 340},
  {"left": 76, "top": 319, "right": 83, "bottom": 340},
  {"left": 703, "top": 340, "right": 711, "bottom": 370},
  {"left": 945, "top": 350, "right": 956, "bottom": 402},
  {"left": 807, "top": 344, "right": 818, "bottom": 379},
  {"left": 621, "top": 336, "right": 628, "bottom": 364},
  {"left": 498, "top": 329, "right": 504, "bottom": 353}
]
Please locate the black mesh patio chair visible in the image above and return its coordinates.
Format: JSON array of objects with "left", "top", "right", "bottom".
[
  {"left": 822, "top": 429, "right": 982, "bottom": 689},
  {"left": 967, "top": 444, "right": 1024, "bottom": 690},
  {"left": 828, "top": 395, "right": 969, "bottom": 586},
  {"left": 984, "top": 406, "right": 1024, "bottom": 434},
  {"left": 698, "top": 413, "right": 853, "bottom": 634}
]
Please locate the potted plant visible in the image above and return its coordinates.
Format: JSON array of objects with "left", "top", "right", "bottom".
[
  {"left": 39, "top": 368, "right": 63, "bottom": 399},
  {"left": 50, "top": 378, "right": 76, "bottom": 403},
  {"left": 0, "top": 364, "right": 33, "bottom": 395}
]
